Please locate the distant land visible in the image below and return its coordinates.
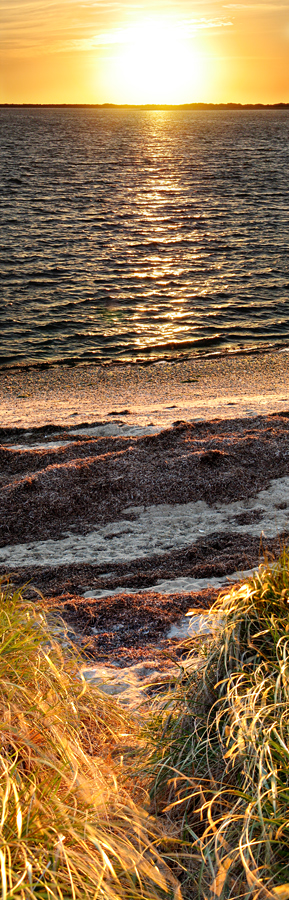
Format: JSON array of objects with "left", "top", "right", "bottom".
[{"left": 1, "top": 102, "right": 289, "bottom": 110}]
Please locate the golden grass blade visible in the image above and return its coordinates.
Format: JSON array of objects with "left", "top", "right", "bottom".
[
  {"left": 0, "top": 577, "right": 179, "bottom": 900},
  {"left": 0, "top": 848, "right": 7, "bottom": 900}
]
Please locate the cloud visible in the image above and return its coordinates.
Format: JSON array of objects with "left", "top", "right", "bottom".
[
  {"left": 1, "top": 1, "right": 233, "bottom": 56},
  {"left": 223, "top": 2, "right": 287, "bottom": 8},
  {"left": 0, "top": 0, "right": 122, "bottom": 53},
  {"left": 77, "top": 15, "right": 232, "bottom": 51}
]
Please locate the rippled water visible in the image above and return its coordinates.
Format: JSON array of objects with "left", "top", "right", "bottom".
[{"left": 1, "top": 107, "right": 289, "bottom": 368}]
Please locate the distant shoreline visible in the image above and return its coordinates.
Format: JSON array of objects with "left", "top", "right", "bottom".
[{"left": 1, "top": 102, "right": 289, "bottom": 110}]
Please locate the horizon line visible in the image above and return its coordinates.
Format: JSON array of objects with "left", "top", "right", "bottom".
[{"left": 1, "top": 101, "right": 289, "bottom": 110}]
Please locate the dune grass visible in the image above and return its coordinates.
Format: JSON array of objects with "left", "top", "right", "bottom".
[
  {"left": 0, "top": 577, "right": 179, "bottom": 900},
  {"left": 3, "top": 548, "right": 289, "bottom": 900},
  {"left": 146, "top": 549, "right": 289, "bottom": 900}
]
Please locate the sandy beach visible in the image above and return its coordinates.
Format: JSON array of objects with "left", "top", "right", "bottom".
[
  {"left": 1, "top": 349, "right": 289, "bottom": 668},
  {"left": 1, "top": 348, "right": 289, "bottom": 430}
]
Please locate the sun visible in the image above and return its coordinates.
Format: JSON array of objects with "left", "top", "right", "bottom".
[{"left": 105, "top": 16, "right": 207, "bottom": 105}]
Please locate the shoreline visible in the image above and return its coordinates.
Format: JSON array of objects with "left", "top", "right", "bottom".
[
  {"left": 2, "top": 103, "right": 289, "bottom": 110},
  {"left": 1, "top": 349, "right": 289, "bottom": 432},
  {"left": 1, "top": 339, "right": 289, "bottom": 372}
]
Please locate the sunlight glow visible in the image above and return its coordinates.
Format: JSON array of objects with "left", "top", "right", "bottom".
[{"left": 105, "top": 16, "right": 208, "bottom": 105}]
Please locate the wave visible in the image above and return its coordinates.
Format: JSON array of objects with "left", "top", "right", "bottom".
[{"left": 1, "top": 338, "right": 289, "bottom": 374}]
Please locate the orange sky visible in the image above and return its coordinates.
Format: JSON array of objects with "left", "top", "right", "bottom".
[{"left": 1, "top": 0, "right": 288, "bottom": 104}]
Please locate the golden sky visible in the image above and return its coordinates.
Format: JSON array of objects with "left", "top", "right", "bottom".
[{"left": 1, "top": 0, "right": 288, "bottom": 104}]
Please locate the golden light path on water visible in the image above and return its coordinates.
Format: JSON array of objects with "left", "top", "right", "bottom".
[
  {"left": 112, "top": 118, "right": 211, "bottom": 354},
  {"left": 2, "top": 109, "right": 288, "bottom": 367}
]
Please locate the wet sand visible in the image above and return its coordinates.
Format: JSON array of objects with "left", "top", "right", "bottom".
[{"left": 1, "top": 349, "right": 289, "bottom": 431}]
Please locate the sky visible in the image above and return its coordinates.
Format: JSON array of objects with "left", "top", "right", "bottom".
[{"left": 0, "top": 0, "right": 288, "bottom": 105}]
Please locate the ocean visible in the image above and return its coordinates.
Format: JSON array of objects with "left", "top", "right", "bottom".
[{"left": 1, "top": 106, "right": 289, "bottom": 371}]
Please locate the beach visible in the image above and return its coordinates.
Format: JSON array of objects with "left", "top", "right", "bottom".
[
  {"left": 1, "top": 349, "right": 289, "bottom": 670},
  {"left": 1, "top": 349, "right": 289, "bottom": 431}
]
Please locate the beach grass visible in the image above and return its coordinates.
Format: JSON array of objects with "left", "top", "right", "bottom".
[
  {"left": 2, "top": 549, "right": 289, "bottom": 900},
  {"left": 0, "top": 578, "right": 178, "bottom": 900},
  {"left": 145, "top": 548, "right": 289, "bottom": 900}
]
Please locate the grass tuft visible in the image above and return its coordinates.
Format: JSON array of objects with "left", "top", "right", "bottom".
[
  {"left": 146, "top": 549, "right": 289, "bottom": 900},
  {"left": 0, "top": 577, "right": 178, "bottom": 900}
]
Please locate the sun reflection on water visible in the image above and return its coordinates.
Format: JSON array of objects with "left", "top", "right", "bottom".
[{"left": 3, "top": 110, "right": 288, "bottom": 366}]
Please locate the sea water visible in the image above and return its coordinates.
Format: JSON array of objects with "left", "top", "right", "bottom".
[{"left": 1, "top": 106, "right": 289, "bottom": 370}]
